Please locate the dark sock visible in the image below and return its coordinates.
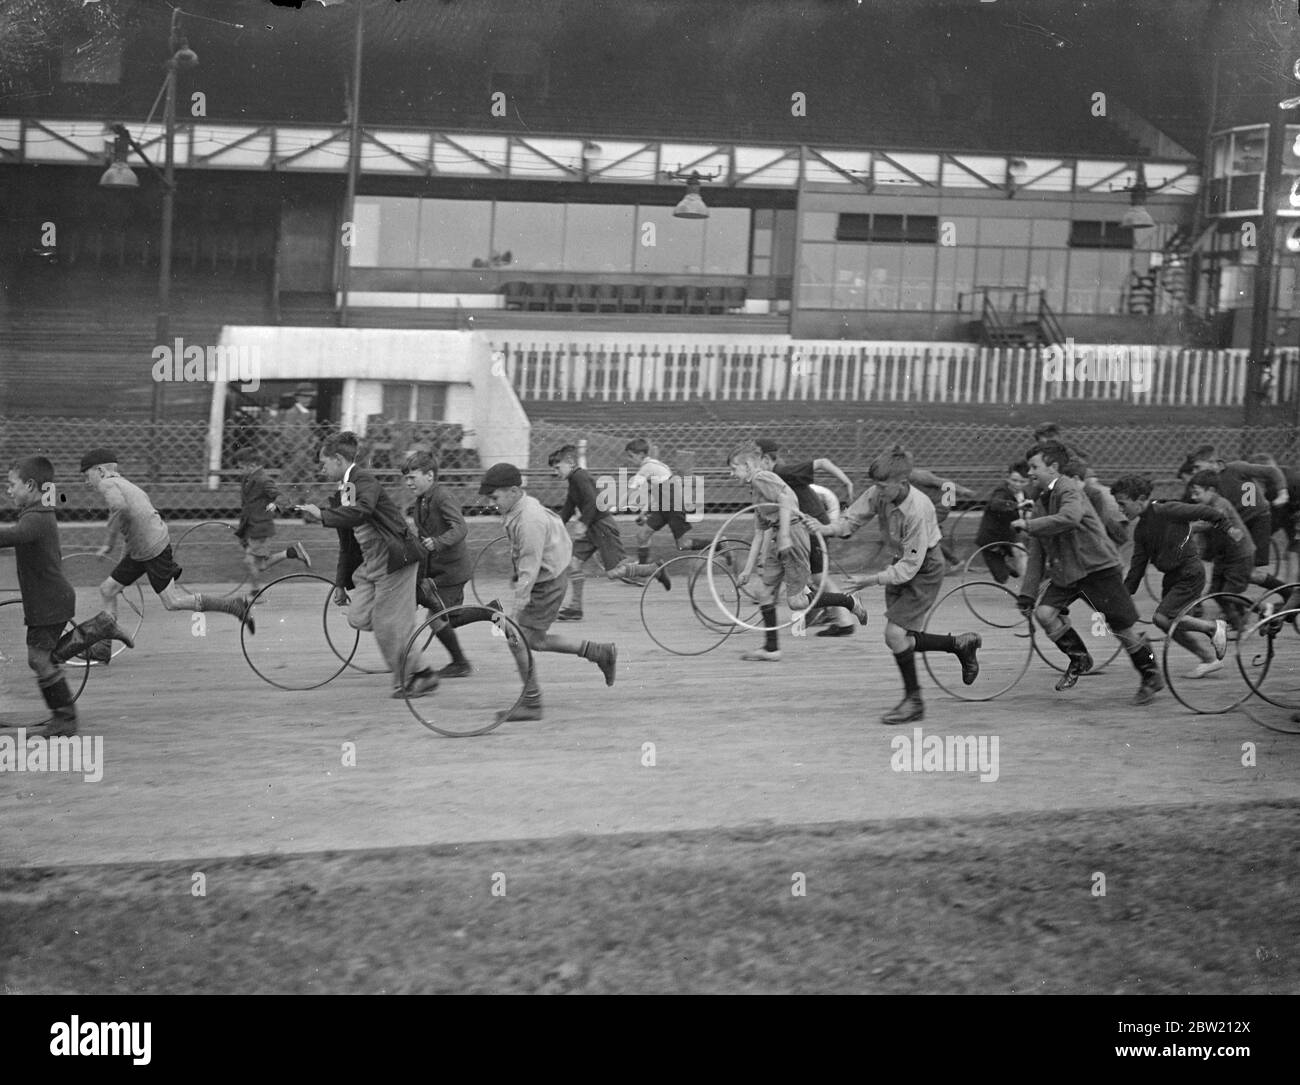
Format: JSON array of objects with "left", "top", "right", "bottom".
[
  {"left": 1053, "top": 626, "right": 1088, "bottom": 658},
  {"left": 436, "top": 628, "right": 466, "bottom": 664},
  {"left": 893, "top": 648, "right": 920, "bottom": 693},
  {"left": 39, "top": 675, "right": 77, "bottom": 720},
  {"left": 761, "top": 605, "right": 778, "bottom": 651},
  {"left": 1258, "top": 573, "right": 1285, "bottom": 590},
  {"left": 818, "top": 591, "right": 858, "bottom": 611},
  {"left": 910, "top": 630, "right": 956, "bottom": 653},
  {"left": 1125, "top": 636, "right": 1157, "bottom": 675},
  {"left": 637, "top": 547, "right": 650, "bottom": 564}
]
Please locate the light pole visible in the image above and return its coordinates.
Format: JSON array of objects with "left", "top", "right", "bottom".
[{"left": 99, "top": 9, "right": 197, "bottom": 431}]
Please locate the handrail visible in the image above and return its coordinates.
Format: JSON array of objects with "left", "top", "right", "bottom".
[{"left": 1036, "top": 292, "right": 1067, "bottom": 347}]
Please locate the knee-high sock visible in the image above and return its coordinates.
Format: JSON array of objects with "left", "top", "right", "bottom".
[
  {"left": 893, "top": 648, "right": 920, "bottom": 693},
  {"left": 909, "top": 631, "right": 956, "bottom": 653},
  {"left": 760, "top": 604, "right": 778, "bottom": 652},
  {"left": 1125, "top": 634, "right": 1157, "bottom": 675},
  {"left": 436, "top": 627, "right": 466, "bottom": 664}
]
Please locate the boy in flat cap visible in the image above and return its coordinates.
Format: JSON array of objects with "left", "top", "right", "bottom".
[{"left": 479, "top": 462, "right": 617, "bottom": 723}]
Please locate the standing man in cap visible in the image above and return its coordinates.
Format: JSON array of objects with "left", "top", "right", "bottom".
[
  {"left": 479, "top": 462, "right": 617, "bottom": 723},
  {"left": 81, "top": 448, "right": 257, "bottom": 634},
  {"left": 278, "top": 382, "right": 319, "bottom": 488},
  {"left": 298, "top": 432, "right": 441, "bottom": 700}
]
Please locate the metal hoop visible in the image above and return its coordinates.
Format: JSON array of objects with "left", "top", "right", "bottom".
[
  {"left": 704, "top": 504, "right": 830, "bottom": 633},
  {"left": 241, "top": 573, "right": 358, "bottom": 691}
]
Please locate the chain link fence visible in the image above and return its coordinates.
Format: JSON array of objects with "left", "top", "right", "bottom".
[{"left": 3, "top": 414, "right": 1297, "bottom": 518}]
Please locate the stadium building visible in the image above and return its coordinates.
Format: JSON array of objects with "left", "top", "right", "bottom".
[{"left": 0, "top": 0, "right": 1294, "bottom": 493}]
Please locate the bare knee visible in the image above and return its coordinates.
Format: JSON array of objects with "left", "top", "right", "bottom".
[
  {"left": 1033, "top": 605, "right": 1059, "bottom": 629},
  {"left": 884, "top": 623, "right": 910, "bottom": 653}
]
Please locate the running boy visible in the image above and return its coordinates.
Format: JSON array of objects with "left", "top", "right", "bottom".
[
  {"left": 974, "top": 461, "right": 1030, "bottom": 584},
  {"left": 82, "top": 448, "right": 255, "bottom": 635},
  {"left": 550, "top": 444, "right": 669, "bottom": 621},
  {"left": 816, "top": 445, "right": 981, "bottom": 724},
  {"left": 403, "top": 450, "right": 474, "bottom": 678},
  {"left": 1184, "top": 469, "right": 1257, "bottom": 631},
  {"left": 1111, "top": 475, "right": 1228, "bottom": 678},
  {"left": 298, "top": 432, "right": 440, "bottom": 699},
  {"left": 1189, "top": 448, "right": 1288, "bottom": 589},
  {"left": 479, "top": 462, "right": 617, "bottom": 723},
  {"left": 729, "top": 445, "right": 867, "bottom": 662},
  {"left": 231, "top": 446, "right": 311, "bottom": 591},
  {"left": 1, "top": 457, "right": 134, "bottom": 735},
  {"left": 1013, "top": 443, "right": 1163, "bottom": 704},
  {"left": 623, "top": 438, "right": 709, "bottom": 561}
]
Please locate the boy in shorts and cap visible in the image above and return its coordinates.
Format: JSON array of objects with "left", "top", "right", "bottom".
[
  {"left": 623, "top": 438, "right": 710, "bottom": 562},
  {"left": 480, "top": 462, "right": 617, "bottom": 723},
  {"left": 816, "top": 445, "right": 982, "bottom": 724},
  {"left": 81, "top": 448, "right": 256, "bottom": 635},
  {"left": 2, "top": 456, "right": 135, "bottom": 735},
  {"left": 231, "top": 446, "right": 311, "bottom": 592}
]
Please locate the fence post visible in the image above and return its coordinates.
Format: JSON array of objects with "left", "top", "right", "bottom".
[{"left": 576, "top": 438, "right": 588, "bottom": 470}]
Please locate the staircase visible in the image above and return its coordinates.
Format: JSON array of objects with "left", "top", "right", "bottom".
[{"left": 969, "top": 288, "right": 1065, "bottom": 349}]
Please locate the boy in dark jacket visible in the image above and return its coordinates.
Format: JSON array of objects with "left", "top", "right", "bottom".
[
  {"left": 975, "top": 461, "right": 1031, "bottom": 583},
  {"left": 231, "top": 447, "right": 310, "bottom": 591},
  {"left": 298, "top": 432, "right": 439, "bottom": 700},
  {"left": 1112, "top": 475, "right": 1228, "bottom": 678},
  {"left": 1, "top": 456, "right": 134, "bottom": 735},
  {"left": 551, "top": 445, "right": 669, "bottom": 622},
  {"left": 1185, "top": 469, "right": 1258, "bottom": 632},
  {"left": 1014, "top": 442, "right": 1163, "bottom": 704},
  {"left": 402, "top": 450, "right": 474, "bottom": 678}
]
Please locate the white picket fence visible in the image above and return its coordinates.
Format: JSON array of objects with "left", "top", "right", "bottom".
[{"left": 493, "top": 336, "right": 1300, "bottom": 408}]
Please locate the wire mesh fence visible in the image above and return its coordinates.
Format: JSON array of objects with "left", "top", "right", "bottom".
[{"left": 2, "top": 413, "right": 1298, "bottom": 518}]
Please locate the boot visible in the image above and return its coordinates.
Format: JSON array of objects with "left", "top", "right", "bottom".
[
  {"left": 496, "top": 699, "right": 543, "bottom": 723},
  {"left": 51, "top": 612, "right": 135, "bottom": 665},
  {"left": 881, "top": 691, "right": 925, "bottom": 725},
  {"left": 201, "top": 593, "right": 256, "bottom": 635},
  {"left": 581, "top": 641, "right": 618, "bottom": 686},
  {"left": 34, "top": 675, "right": 78, "bottom": 737}
]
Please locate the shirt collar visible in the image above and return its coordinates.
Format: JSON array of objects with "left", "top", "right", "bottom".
[{"left": 340, "top": 463, "right": 355, "bottom": 489}]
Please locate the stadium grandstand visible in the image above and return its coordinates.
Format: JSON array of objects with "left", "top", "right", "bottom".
[{"left": 0, "top": 0, "right": 1296, "bottom": 512}]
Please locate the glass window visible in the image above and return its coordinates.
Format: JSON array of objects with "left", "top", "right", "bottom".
[
  {"left": 356, "top": 196, "right": 418, "bottom": 268},
  {"left": 974, "top": 247, "right": 1003, "bottom": 288},
  {"left": 563, "top": 205, "right": 635, "bottom": 272},
  {"left": 1098, "top": 252, "right": 1132, "bottom": 314},
  {"left": 869, "top": 215, "right": 906, "bottom": 243},
  {"left": 417, "top": 199, "right": 491, "bottom": 269},
  {"left": 1066, "top": 250, "right": 1101, "bottom": 312},
  {"left": 936, "top": 246, "right": 978, "bottom": 310},
  {"left": 903, "top": 215, "right": 939, "bottom": 244},
  {"left": 702, "top": 208, "right": 751, "bottom": 274},
  {"left": 803, "top": 212, "right": 841, "bottom": 242},
  {"left": 415, "top": 383, "right": 446, "bottom": 421},
  {"left": 635, "top": 206, "right": 705, "bottom": 273},
  {"left": 382, "top": 383, "right": 412, "bottom": 422},
  {"left": 1228, "top": 174, "right": 1262, "bottom": 212},
  {"left": 833, "top": 245, "right": 869, "bottom": 309},
  {"left": 349, "top": 197, "right": 384, "bottom": 267},
  {"left": 1000, "top": 248, "right": 1029, "bottom": 291},
  {"left": 939, "top": 216, "right": 978, "bottom": 249},
  {"left": 1028, "top": 249, "right": 1067, "bottom": 311},
  {"left": 866, "top": 245, "right": 903, "bottom": 309},
  {"left": 900, "top": 247, "right": 936, "bottom": 310},
  {"left": 1211, "top": 136, "right": 1230, "bottom": 178},
  {"left": 797, "top": 244, "right": 834, "bottom": 308},
  {"left": 1031, "top": 219, "right": 1070, "bottom": 248},
  {"left": 979, "top": 218, "right": 1032, "bottom": 245},
  {"left": 493, "top": 201, "right": 566, "bottom": 272}
]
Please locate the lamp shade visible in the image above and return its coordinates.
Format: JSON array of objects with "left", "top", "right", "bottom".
[
  {"left": 99, "top": 161, "right": 139, "bottom": 188},
  {"left": 673, "top": 192, "right": 709, "bottom": 219},
  {"left": 1120, "top": 205, "right": 1156, "bottom": 230}
]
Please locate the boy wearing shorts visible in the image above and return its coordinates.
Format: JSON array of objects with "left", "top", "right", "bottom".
[
  {"left": 1111, "top": 475, "right": 1228, "bottom": 678},
  {"left": 551, "top": 445, "right": 669, "bottom": 621},
  {"left": 479, "top": 463, "right": 617, "bottom": 723},
  {"left": 817, "top": 445, "right": 981, "bottom": 724},
  {"left": 82, "top": 448, "right": 256, "bottom": 636},
  {"left": 624, "top": 438, "right": 709, "bottom": 562},
  {"left": 729, "top": 445, "right": 867, "bottom": 663},
  {"left": 231, "top": 447, "right": 311, "bottom": 591},
  {"left": 1, "top": 457, "right": 134, "bottom": 735}
]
